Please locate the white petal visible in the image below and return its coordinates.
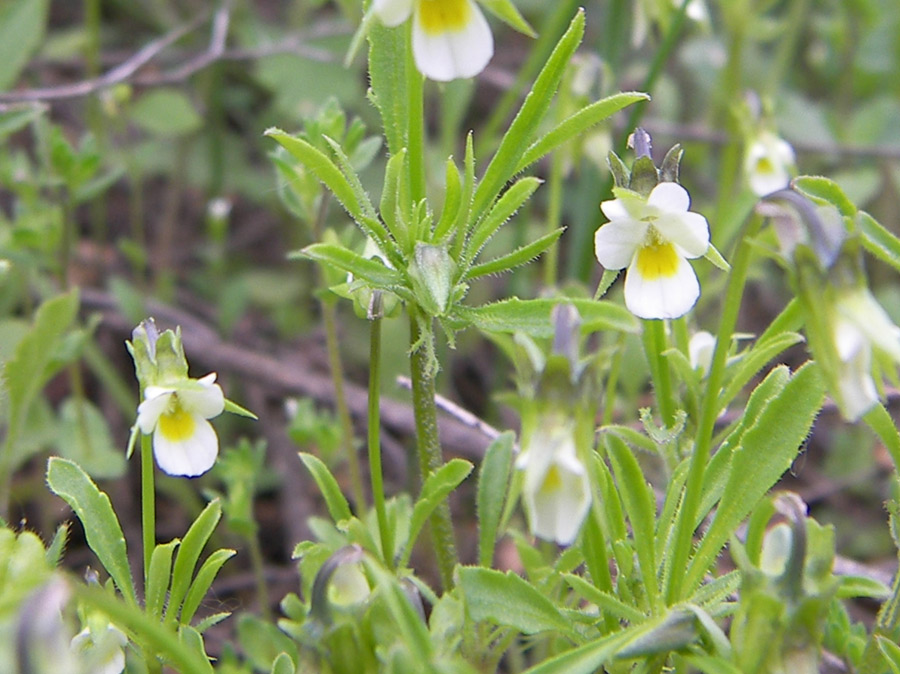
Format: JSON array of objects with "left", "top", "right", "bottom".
[
  {"left": 689, "top": 330, "right": 716, "bottom": 373},
  {"left": 136, "top": 390, "right": 172, "bottom": 434},
  {"left": 529, "top": 457, "right": 591, "bottom": 545},
  {"left": 594, "top": 219, "right": 647, "bottom": 269},
  {"left": 648, "top": 182, "right": 691, "bottom": 213},
  {"left": 178, "top": 379, "right": 225, "bottom": 420},
  {"left": 624, "top": 253, "right": 700, "bottom": 319},
  {"left": 837, "top": 289, "right": 900, "bottom": 363},
  {"left": 153, "top": 417, "right": 219, "bottom": 477},
  {"left": 655, "top": 211, "right": 710, "bottom": 259},
  {"left": 412, "top": 0, "right": 493, "bottom": 81},
  {"left": 836, "top": 348, "right": 878, "bottom": 422},
  {"left": 599, "top": 197, "right": 630, "bottom": 222},
  {"left": 373, "top": 0, "right": 413, "bottom": 26}
]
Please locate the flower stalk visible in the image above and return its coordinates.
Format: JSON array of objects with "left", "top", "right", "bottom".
[{"left": 367, "top": 294, "right": 393, "bottom": 568}]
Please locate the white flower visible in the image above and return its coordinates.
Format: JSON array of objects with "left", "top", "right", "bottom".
[
  {"left": 831, "top": 287, "right": 900, "bottom": 421},
  {"left": 71, "top": 624, "right": 128, "bottom": 674},
  {"left": 136, "top": 373, "right": 225, "bottom": 477},
  {"left": 594, "top": 182, "right": 710, "bottom": 320},
  {"left": 516, "top": 420, "right": 591, "bottom": 546},
  {"left": 372, "top": 0, "right": 493, "bottom": 81},
  {"left": 689, "top": 330, "right": 716, "bottom": 376},
  {"left": 745, "top": 131, "right": 796, "bottom": 196}
]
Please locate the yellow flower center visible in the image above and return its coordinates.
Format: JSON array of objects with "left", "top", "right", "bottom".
[
  {"left": 541, "top": 465, "right": 563, "bottom": 493},
  {"left": 157, "top": 396, "right": 196, "bottom": 442},
  {"left": 755, "top": 156, "right": 776, "bottom": 175},
  {"left": 635, "top": 239, "right": 680, "bottom": 280},
  {"left": 417, "top": 0, "right": 471, "bottom": 35}
]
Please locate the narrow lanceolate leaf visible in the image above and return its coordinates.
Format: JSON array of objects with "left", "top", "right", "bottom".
[
  {"left": 293, "top": 243, "right": 405, "bottom": 289},
  {"left": 322, "top": 135, "right": 378, "bottom": 221},
  {"left": 367, "top": 20, "right": 408, "bottom": 155},
  {"left": 458, "top": 297, "right": 640, "bottom": 337},
  {"left": 402, "top": 459, "right": 473, "bottom": 565},
  {"left": 686, "top": 362, "right": 825, "bottom": 593},
  {"left": 458, "top": 566, "right": 578, "bottom": 639},
  {"left": 477, "top": 432, "right": 515, "bottom": 567},
  {"left": 856, "top": 210, "right": 900, "bottom": 275},
  {"left": 146, "top": 540, "right": 179, "bottom": 620},
  {"left": 515, "top": 92, "right": 649, "bottom": 173},
  {"left": 466, "top": 229, "right": 564, "bottom": 280},
  {"left": 471, "top": 10, "right": 585, "bottom": 221},
  {"left": 46, "top": 457, "right": 137, "bottom": 605},
  {"left": 464, "top": 176, "right": 542, "bottom": 264},
  {"left": 433, "top": 157, "right": 463, "bottom": 243},
  {"left": 167, "top": 500, "right": 223, "bottom": 626},
  {"left": 606, "top": 435, "right": 660, "bottom": 607},
  {"left": 717, "top": 331, "right": 805, "bottom": 412},
  {"left": 479, "top": 0, "right": 536, "bottom": 36},
  {"left": 180, "top": 548, "right": 237, "bottom": 625},
  {"left": 298, "top": 452, "right": 353, "bottom": 523}
]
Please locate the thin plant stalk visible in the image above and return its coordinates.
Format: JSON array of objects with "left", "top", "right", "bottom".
[
  {"left": 408, "top": 308, "right": 458, "bottom": 590},
  {"left": 367, "top": 294, "right": 393, "bottom": 568},
  {"left": 542, "top": 72, "right": 571, "bottom": 288},
  {"left": 141, "top": 433, "right": 156, "bottom": 585},
  {"left": 405, "top": 28, "right": 426, "bottom": 206},
  {"left": 311, "top": 194, "right": 367, "bottom": 513},
  {"left": 666, "top": 214, "right": 762, "bottom": 604},
  {"left": 246, "top": 530, "right": 272, "bottom": 622},
  {"left": 643, "top": 319, "right": 676, "bottom": 427}
]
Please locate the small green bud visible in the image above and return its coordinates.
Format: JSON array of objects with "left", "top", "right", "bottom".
[
  {"left": 126, "top": 319, "right": 189, "bottom": 392},
  {"left": 408, "top": 243, "right": 455, "bottom": 316}
]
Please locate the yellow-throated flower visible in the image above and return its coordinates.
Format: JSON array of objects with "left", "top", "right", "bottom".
[
  {"left": 745, "top": 131, "right": 796, "bottom": 196},
  {"left": 136, "top": 373, "right": 225, "bottom": 477},
  {"left": 516, "top": 419, "right": 591, "bottom": 546},
  {"left": 373, "top": 0, "right": 493, "bottom": 81},
  {"left": 594, "top": 182, "right": 710, "bottom": 320}
]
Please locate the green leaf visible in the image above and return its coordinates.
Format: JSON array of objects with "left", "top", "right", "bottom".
[
  {"left": 293, "top": 242, "right": 404, "bottom": 289},
  {"left": 686, "top": 362, "right": 825, "bottom": 592},
  {"left": 298, "top": 452, "right": 352, "bottom": 523},
  {"left": 364, "top": 562, "right": 432, "bottom": 662},
  {"left": 471, "top": 9, "right": 585, "bottom": 220},
  {"left": 479, "top": 0, "right": 536, "bottom": 36},
  {"left": 835, "top": 574, "right": 890, "bottom": 600},
  {"left": 467, "top": 225, "right": 563, "bottom": 281},
  {"left": 166, "top": 500, "right": 223, "bottom": 627},
  {"left": 606, "top": 434, "right": 660, "bottom": 605},
  {"left": 55, "top": 397, "right": 127, "bottom": 479},
  {"left": 792, "top": 175, "right": 857, "bottom": 216},
  {"left": 878, "top": 636, "right": 900, "bottom": 674},
  {"left": 457, "top": 297, "right": 640, "bottom": 337},
  {"left": 130, "top": 89, "right": 203, "bottom": 137},
  {"left": 402, "top": 459, "right": 473, "bottom": 565},
  {"left": 865, "top": 403, "right": 900, "bottom": 473},
  {"left": 477, "top": 432, "right": 514, "bottom": 567},
  {"left": 433, "top": 156, "right": 463, "bottom": 243},
  {"left": 0, "top": 0, "right": 49, "bottom": 90},
  {"left": 0, "top": 104, "right": 44, "bottom": 140},
  {"left": 180, "top": 548, "right": 237, "bottom": 625},
  {"left": 465, "top": 176, "right": 542, "bottom": 264},
  {"left": 381, "top": 149, "right": 410, "bottom": 251},
  {"left": 515, "top": 92, "right": 649, "bottom": 173},
  {"left": 856, "top": 210, "right": 900, "bottom": 274},
  {"left": 718, "top": 332, "right": 805, "bottom": 412},
  {"left": 271, "top": 652, "right": 296, "bottom": 674},
  {"left": 458, "top": 566, "right": 577, "bottom": 638},
  {"left": 367, "top": 20, "right": 409, "bottom": 155},
  {"left": 146, "top": 540, "right": 179, "bottom": 620},
  {"left": 322, "top": 135, "right": 379, "bottom": 221},
  {"left": 562, "top": 573, "right": 644, "bottom": 622},
  {"left": 46, "top": 457, "right": 137, "bottom": 605},
  {"left": 265, "top": 129, "right": 365, "bottom": 223}
]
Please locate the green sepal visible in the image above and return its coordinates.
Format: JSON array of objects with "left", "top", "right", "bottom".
[
  {"left": 478, "top": 0, "right": 536, "bottom": 37},
  {"left": 224, "top": 398, "right": 258, "bottom": 420}
]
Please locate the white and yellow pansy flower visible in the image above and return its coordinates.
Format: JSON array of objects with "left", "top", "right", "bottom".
[
  {"left": 373, "top": 0, "right": 494, "bottom": 81},
  {"left": 830, "top": 286, "right": 900, "bottom": 421},
  {"left": 594, "top": 182, "right": 710, "bottom": 320},
  {"left": 745, "top": 131, "right": 796, "bottom": 196},
  {"left": 516, "top": 420, "right": 591, "bottom": 546},
  {"left": 136, "top": 373, "right": 225, "bottom": 477}
]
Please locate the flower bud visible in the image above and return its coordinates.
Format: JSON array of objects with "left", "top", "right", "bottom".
[{"left": 408, "top": 243, "right": 455, "bottom": 317}]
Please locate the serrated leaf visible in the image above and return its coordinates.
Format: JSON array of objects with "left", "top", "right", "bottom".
[
  {"left": 471, "top": 10, "right": 585, "bottom": 221},
  {"left": 466, "top": 228, "right": 563, "bottom": 280},
  {"left": 465, "top": 176, "right": 542, "bottom": 264},
  {"left": 835, "top": 574, "right": 890, "bottom": 600},
  {"left": 299, "top": 452, "right": 352, "bottom": 523},
  {"left": 458, "top": 566, "right": 577, "bottom": 638},
  {"left": 477, "top": 432, "right": 514, "bottom": 567},
  {"left": 367, "top": 20, "right": 409, "bottom": 155},
  {"left": 403, "top": 459, "right": 473, "bottom": 565},
  {"left": 166, "top": 500, "right": 223, "bottom": 627},
  {"left": 46, "top": 457, "right": 137, "bottom": 605},
  {"left": 0, "top": 0, "right": 49, "bottom": 90},
  {"left": 293, "top": 243, "right": 404, "bottom": 289},
  {"left": 857, "top": 210, "right": 900, "bottom": 274},
  {"left": 515, "top": 92, "right": 649, "bottom": 173},
  {"left": 433, "top": 156, "right": 463, "bottom": 243},
  {"left": 686, "top": 362, "right": 825, "bottom": 592},
  {"left": 457, "top": 297, "right": 640, "bottom": 337},
  {"left": 562, "top": 573, "right": 644, "bottom": 622}
]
